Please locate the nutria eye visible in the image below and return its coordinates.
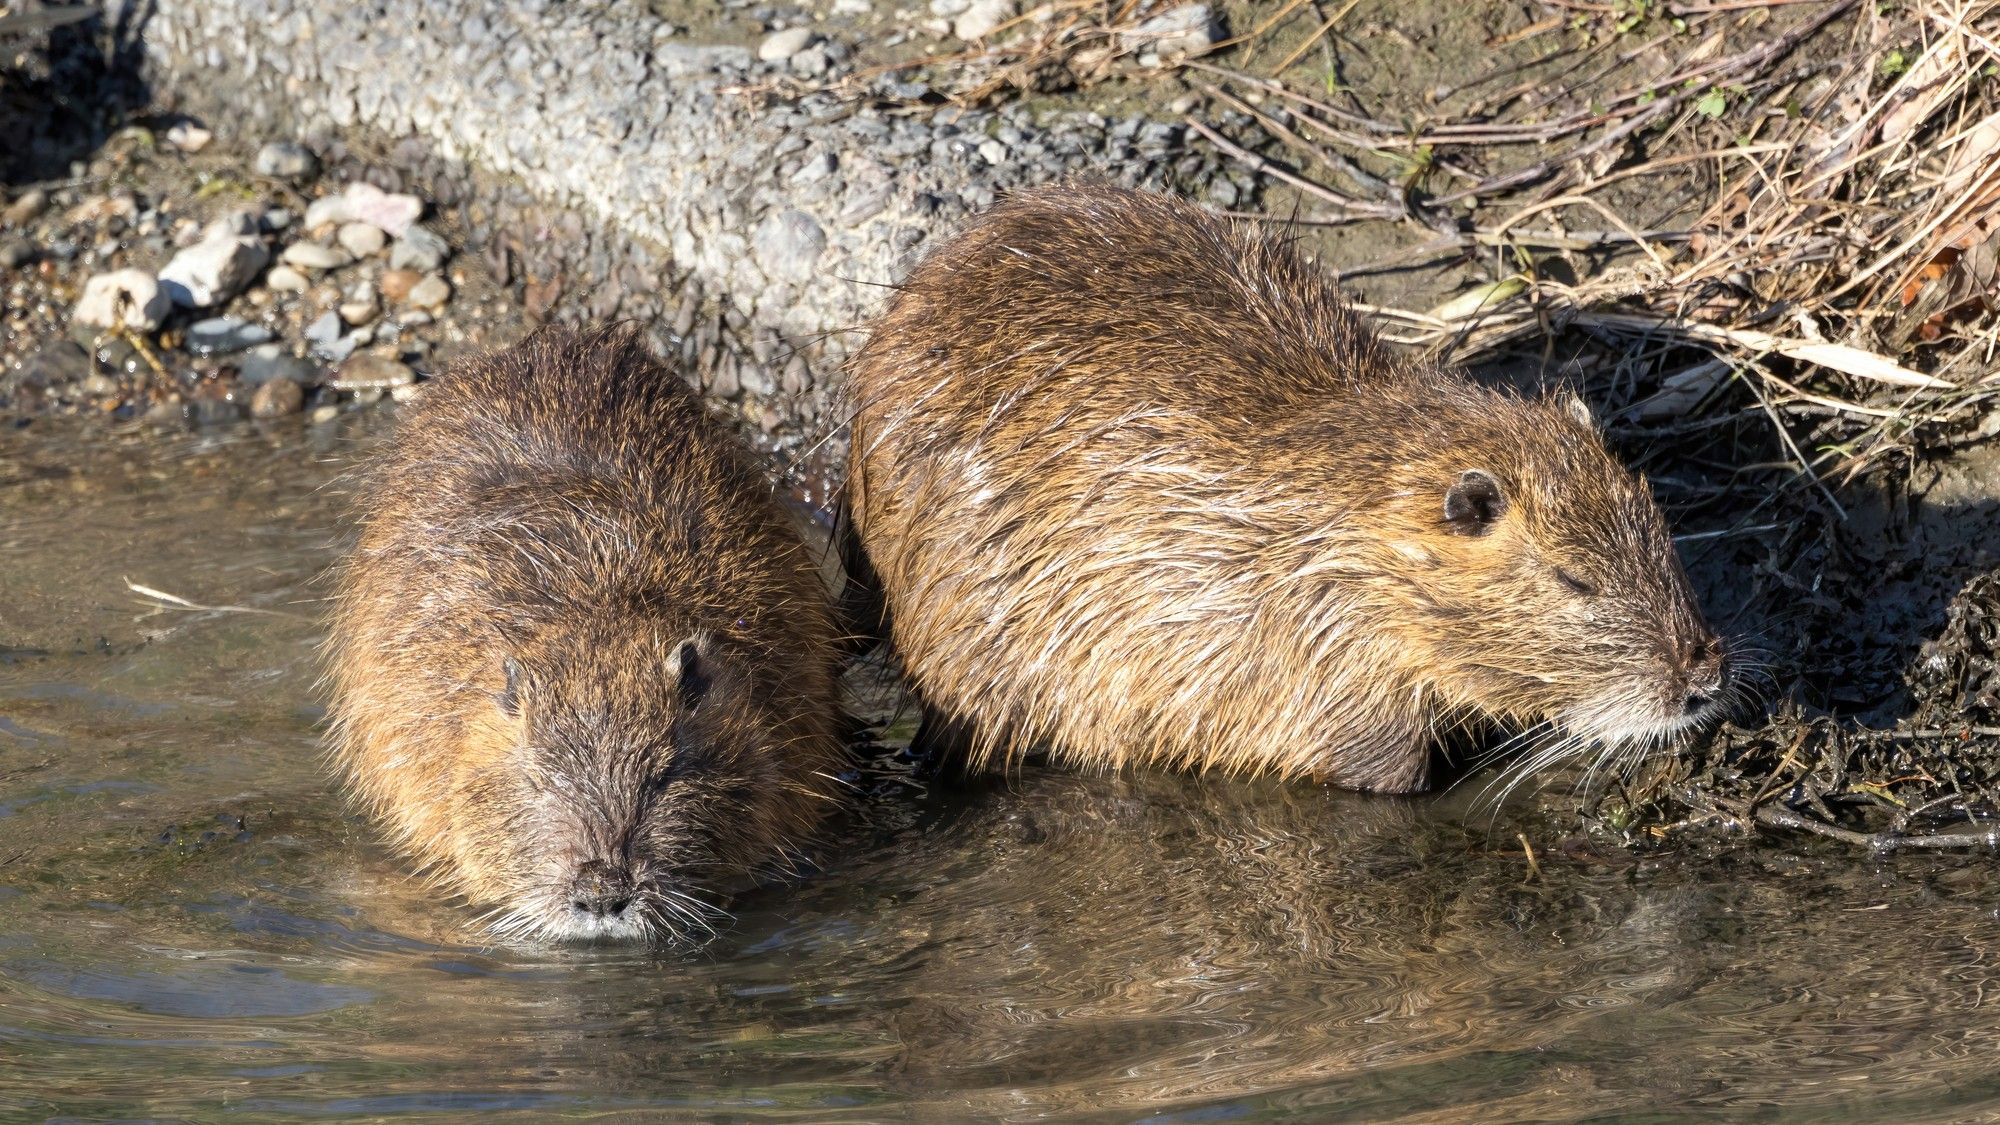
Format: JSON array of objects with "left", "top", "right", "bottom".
[{"left": 1556, "top": 570, "right": 1598, "bottom": 596}]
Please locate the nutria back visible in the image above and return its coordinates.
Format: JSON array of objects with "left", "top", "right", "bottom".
[
  {"left": 847, "top": 184, "right": 1728, "bottom": 793},
  {"left": 326, "top": 326, "right": 844, "bottom": 941}
]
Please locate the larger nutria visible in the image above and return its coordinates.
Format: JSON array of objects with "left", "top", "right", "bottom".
[
  {"left": 846, "top": 184, "right": 1730, "bottom": 794},
  {"left": 326, "top": 326, "right": 845, "bottom": 942}
]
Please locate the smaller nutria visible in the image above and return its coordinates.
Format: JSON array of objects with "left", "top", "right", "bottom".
[
  {"left": 326, "top": 326, "right": 844, "bottom": 942},
  {"left": 846, "top": 184, "right": 1730, "bottom": 793}
]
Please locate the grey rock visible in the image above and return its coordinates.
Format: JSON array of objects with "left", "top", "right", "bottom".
[
  {"left": 187, "top": 317, "right": 276, "bottom": 356},
  {"left": 237, "top": 345, "right": 322, "bottom": 387},
  {"left": 793, "top": 152, "right": 837, "bottom": 184},
  {"left": 159, "top": 226, "right": 269, "bottom": 308},
  {"left": 10, "top": 340, "right": 89, "bottom": 392},
  {"left": 753, "top": 209, "right": 826, "bottom": 285},
  {"left": 1121, "top": 4, "right": 1222, "bottom": 64},
  {"left": 653, "top": 42, "right": 752, "bottom": 77},
  {"left": 330, "top": 352, "right": 417, "bottom": 390},
  {"left": 389, "top": 224, "right": 449, "bottom": 272},
  {"left": 790, "top": 43, "right": 831, "bottom": 77},
  {"left": 954, "top": 0, "right": 1016, "bottom": 41},
  {"left": 265, "top": 264, "right": 310, "bottom": 292},
  {"left": 304, "top": 311, "right": 358, "bottom": 363},
  {"left": 254, "top": 140, "right": 319, "bottom": 179}
]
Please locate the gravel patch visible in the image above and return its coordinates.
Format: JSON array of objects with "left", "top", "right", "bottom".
[{"left": 102, "top": 0, "right": 1253, "bottom": 468}]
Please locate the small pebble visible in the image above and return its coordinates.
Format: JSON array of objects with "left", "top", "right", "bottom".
[
  {"left": 73, "top": 269, "right": 172, "bottom": 331},
  {"left": 954, "top": 0, "right": 1016, "bottom": 41},
  {"left": 0, "top": 239, "right": 33, "bottom": 270},
  {"left": 304, "top": 182, "right": 423, "bottom": 237},
  {"left": 3, "top": 189, "right": 48, "bottom": 228},
  {"left": 281, "top": 242, "right": 352, "bottom": 271},
  {"left": 1121, "top": 3, "right": 1222, "bottom": 64},
  {"left": 265, "top": 265, "right": 309, "bottom": 293},
  {"left": 253, "top": 140, "right": 319, "bottom": 180},
  {"left": 330, "top": 352, "right": 416, "bottom": 390},
  {"left": 186, "top": 317, "right": 275, "bottom": 357},
  {"left": 304, "top": 311, "right": 356, "bottom": 362},
  {"left": 377, "top": 268, "right": 419, "bottom": 304},
  {"left": 337, "top": 222, "right": 387, "bottom": 257},
  {"left": 308, "top": 404, "right": 341, "bottom": 425},
  {"left": 758, "top": 27, "right": 817, "bottom": 61},
  {"left": 165, "top": 122, "right": 213, "bottom": 152},
  {"left": 405, "top": 274, "right": 450, "bottom": 309},
  {"left": 389, "top": 224, "right": 449, "bottom": 272},
  {"left": 339, "top": 300, "right": 377, "bottom": 326},
  {"left": 250, "top": 376, "right": 305, "bottom": 418},
  {"left": 237, "top": 345, "right": 322, "bottom": 387}
]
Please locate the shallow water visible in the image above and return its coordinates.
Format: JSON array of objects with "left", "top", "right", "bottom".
[{"left": 2, "top": 419, "right": 1998, "bottom": 1122}]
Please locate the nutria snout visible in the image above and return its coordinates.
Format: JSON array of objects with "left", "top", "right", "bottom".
[
  {"left": 326, "top": 326, "right": 844, "bottom": 942},
  {"left": 845, "top": 183, "right": 1730, "bottom": 793}
]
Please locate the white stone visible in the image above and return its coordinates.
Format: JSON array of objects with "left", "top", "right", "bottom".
[
  {"left": 337, "top": 222, "right": 387, "bottom": 257},
  {"left": 158, "top": 226, "right": 269, "bottom": 308},
  {"left": 165, "top": 122, "right": 213, "bottom": 152},
  {"left": 303, "top": 182, "right": 424, "bottom": 237},
  {"left": 405, "top": 273, "right": 451, "bottom": 309},
  {"left": 73, "top": 269, "right": 171, "bottom": 331},
  {"left": 265, "top": 265, "right": 310, "bottom": 293},
  {"left": 758, "top": 27, "right": 817, "bottom": 62},
  {"left": 953, "top": 0, "right": 1016, "bottom": 41},
  {"left": 281, "top": 241, "right": 352, "bottom": 270},
  {"left": 1120, "top": 3, "right": 1221, "bottom": 64}
]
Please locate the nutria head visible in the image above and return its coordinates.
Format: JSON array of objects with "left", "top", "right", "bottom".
[
  {"left": 1352, "top": 388, "right": 1730, "bottom": 765},
  {"left": 441, "top": 615, "right": 833, "bottom": 944}
]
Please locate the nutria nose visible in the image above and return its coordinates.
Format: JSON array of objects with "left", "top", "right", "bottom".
[
  {"left": 568, "top": 859, "right": 634, "bottom": 918},
  {"left": 1680, "top": 634, "right": 1727, "bottom": 713}
]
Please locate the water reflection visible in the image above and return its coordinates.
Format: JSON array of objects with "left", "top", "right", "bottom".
[{"left": 0, "top": 418, "right": 1997, "bottom": 1119}]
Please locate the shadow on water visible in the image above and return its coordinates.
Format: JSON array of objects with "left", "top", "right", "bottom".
[{"left": 2, "top": 1, "right": 156, "bottom": 187}]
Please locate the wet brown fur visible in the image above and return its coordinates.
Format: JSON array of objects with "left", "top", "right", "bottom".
[
  {"left": 325, "top": 326, "right": 844, "bottom": 939},
  {"left": 847, "top": 184, "right": 1722, "bottom": 794}
]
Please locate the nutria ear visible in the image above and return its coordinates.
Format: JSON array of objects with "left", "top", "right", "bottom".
[
  {"left": 674, "top": 638, "right": 710, "bottom": 710},
  {"left": 1443, "top": 469, "right": 1507, "bottom": 535},
  {"left": 1560, "top": 391, "right": 1596, "bottom": 430},
  {"left": 497, "top": 656, "right": 523, "bottom": 717}
]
